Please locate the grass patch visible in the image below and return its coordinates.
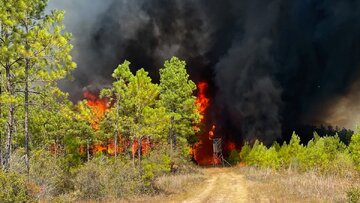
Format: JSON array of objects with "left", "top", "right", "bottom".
[
  {"left": 238, "top": 166, "right": 360, "bottom": 202},
  {"left": 154, "top": 173, "right": 205, "bottom": 195}
]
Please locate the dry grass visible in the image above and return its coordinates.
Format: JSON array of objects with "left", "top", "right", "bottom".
[
  {"left": 154, "top": 173, "right": 205, "bottom": 195},
  {"left": 238, "top": 166, "right": 360, "bottom": 202}
]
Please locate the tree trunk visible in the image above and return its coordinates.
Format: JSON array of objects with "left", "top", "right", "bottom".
[
  {"left": 24, "top": 59, "right": 30, "bottom": 175},
  {"left": 4, "top": 66, "right": 14, "bottom": 171},
  {"left": 86, "top": 139, "right": 90, "bottom": 162},
  {"left": 114, "top": 132, "right": 118, "bottom": 160},
  {"left": 169, "top": 116, "right": 175, "bottom": 155},
  {"left": 114, "top": 98, "right": 120, "bottom": 160}
]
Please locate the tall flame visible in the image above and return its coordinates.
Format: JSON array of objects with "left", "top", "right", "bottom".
[
  {"left": 196, "top": 82, "right": 210, "bottom": 121},
  {"left": 193, "top": 82, "right": 217, "bottom": 165}
]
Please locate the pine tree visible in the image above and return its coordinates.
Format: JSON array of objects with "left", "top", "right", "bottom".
[
  {"left": 159, "top": 57, "right": 200, "bottom": 156},
  {"left": 0, "top": 0, "right": 75, "bottom": 171},
  {"left": 102, "top": 61, "right": 169, "bottom": 166},
  {"left": 100, "top": 61, "right": 133, "bottom": 160}
]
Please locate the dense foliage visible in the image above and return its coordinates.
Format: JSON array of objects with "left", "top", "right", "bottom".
[
  {"left": 240, "top": 131, "right": 360, "bottom": 176},
  {"left": 0, "top": 1, "right": 201, "bottom": 201}
]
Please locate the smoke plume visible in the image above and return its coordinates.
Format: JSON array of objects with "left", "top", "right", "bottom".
[{"left": 49, "top": 0, "right": 360, "bottom": 143}]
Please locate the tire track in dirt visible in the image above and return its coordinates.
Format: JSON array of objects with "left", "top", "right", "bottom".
[{"left": 182, "top": 168, "right": 248, "bottom": 203}]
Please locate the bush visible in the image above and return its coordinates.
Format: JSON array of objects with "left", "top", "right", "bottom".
[
  {"left": 0, "top": 170, "right": 34, "bottom": 203},
  {"left": 300, "top": 135, "right": 347, "bottom": 173},
  {"left": 73, "top": 158, "right": 107, "bottom": 200},
  {"left": 242, "top": 131, "right": 356, "bottom": 175},
  {"left": 73, "top": 156, "right": 144, "bottom": 200},
  {"left": 347, "top": 187, "right": 360, "bottom": 203},
  {"left": 30, "top": 150, "right": 66, "bottom": 198},
  {"left": 350, "top": 132, "right": 360, "bottom": 170},
  {"left": 239, "top": 142, "right": 251, "bottom": 162},
  {"left": 246, "top": 141, "right": 280, "bottom": 169},
  {"left": 141, "top": 149, "right": 171, "bottom": 189},
  {"left": 278, "top": 132, "right": 304, "bottom": 169},
  {"left": 228, "top": 149, "right": 240, "bottom": 165}
]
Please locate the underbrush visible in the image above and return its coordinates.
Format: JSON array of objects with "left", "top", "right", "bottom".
[
  {"left": 4, "top": 148, "right": 201, "bottom": 202},
  {"left": 240, "top": 132, "right": 360, "bottom": 176}
]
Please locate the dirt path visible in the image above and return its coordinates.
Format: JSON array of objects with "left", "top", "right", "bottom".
[{"left": 180, "top": 168, "right": 248, "bottom": 203}]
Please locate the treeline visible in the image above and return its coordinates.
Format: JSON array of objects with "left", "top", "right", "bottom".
[
  {"left": 236, "top": 131, "right": 360, "bottom": 175},
  {"left": 0, "top": 1, "right": 201, "bottom": 201}
]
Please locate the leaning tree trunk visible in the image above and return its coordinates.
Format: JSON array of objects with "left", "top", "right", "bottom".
[
  {"left": 4, "top": 66, "right": 15, "bottom": 171},
  {"left": 24, "top": 59, "right": 30, "bottom": 175}
]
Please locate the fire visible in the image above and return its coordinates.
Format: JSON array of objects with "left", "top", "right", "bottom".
[
  {"left": 83, "top": 90, "right": 107, "bottom": 130},
  {"left": 82, "top": 90, "right": 152, "bottom": 157},
  {"left": 193, "top": 82, "right": 217, "bottom": 165},
  {"left": 196, "top": 82, "right": 210, "bottom": 121},
  {"left": 83, "top": 90, "right": 107, "bottom": 117},
  {"left": 227, "top": 142, "right": 236, "bottom": 151}
]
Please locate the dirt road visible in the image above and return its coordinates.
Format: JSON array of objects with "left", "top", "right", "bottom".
[{"left": 180, "top": 168, "right": 248, "bottom": 203}]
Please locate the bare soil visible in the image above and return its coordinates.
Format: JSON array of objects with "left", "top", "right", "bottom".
[{"left": 172, "top": 167, "right": 248, "bottom": 203}]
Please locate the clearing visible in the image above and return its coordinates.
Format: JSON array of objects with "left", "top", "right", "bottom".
[{"left": 172, "top": 167, "right": 248, "bottom": 203}]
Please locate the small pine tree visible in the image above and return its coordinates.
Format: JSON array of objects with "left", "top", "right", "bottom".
[
  {"left": 349, "top": 132, "right": 360, "bottom": 170},
  {"left": 239, "top": 142, "right": 251, "bottom": 162}
]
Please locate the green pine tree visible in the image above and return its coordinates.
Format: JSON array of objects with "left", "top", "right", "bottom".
[{"left": 159, "top": 57, "right": 200, "bottom": 157}]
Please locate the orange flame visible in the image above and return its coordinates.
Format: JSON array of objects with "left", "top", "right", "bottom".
[
  {"left": 196, "top": 82, "right": 210, "bottom": 121},
  {"left": 193, "top": 82, "right": 217, "bottom": 165},
  {"left": 83, "top": 90, "right": 107, "bottom": 130}
]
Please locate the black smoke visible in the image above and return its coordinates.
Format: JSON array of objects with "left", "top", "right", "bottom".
[{"left": 49, "top": 0, "right": 360, "bottom": 144}]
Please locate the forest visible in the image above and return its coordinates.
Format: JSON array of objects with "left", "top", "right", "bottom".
[
  {"left": 0, "top": 1, "right": 203, "bottom": 201},
  {"left": 1, "top": 1, "right": 360, "bottom": 202}
]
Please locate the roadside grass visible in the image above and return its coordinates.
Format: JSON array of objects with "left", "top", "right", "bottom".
[
  {"left": 154, "top": 173, "right": 205, "bottom": 195},
  {"left": 237, "top": 166, "right": 360, "bottom": 202}
]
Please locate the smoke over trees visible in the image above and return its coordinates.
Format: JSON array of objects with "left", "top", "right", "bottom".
[{"left": 49, "top": 0, "right": 360, "bottom": 143}]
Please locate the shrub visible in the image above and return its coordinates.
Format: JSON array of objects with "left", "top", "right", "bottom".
[
  {"left": 228, "top": 149, "right": 240, "bottom": 165},
  {"left": 30, "top": 150, "right": 66, "bottom": 198},
  {"left": 73, "top": 157, "right": 107, "bottom": 200},
  {"left": 301, "top": 135, "right": 347, "bottom": 173},
  {"left": 73, "top": 156, "right": 143, "bottom": 200},
  {"left": 246, "top": 141, "right": 280, "bottom": 169},
  {"left": 328, "top": 150, "right": 356, "bottom": 177},
  {"left": 349, "top": 132, "right": 360, "bottom": 170},
  {"left": 278, "top": 132, "right": 304, "bottom": 168},
  {"left": 239, "top": 142, "right": 251, "bottom": 162},
  {"left": 141, "top": 150, "right": 171, "bottom": 189},
  {"left": 242, "top": 131, "right": 356, "bottom": 175},
  {"left": 0, "top": 170, "right": 34, "bottom": 203}
]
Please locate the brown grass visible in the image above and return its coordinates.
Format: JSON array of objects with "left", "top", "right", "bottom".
[
  {"left": 238, "top": 166, "right": 360, "bottom": 202},
  {"left": 154, "top": 173, "right": 205, "bottom": 195}
]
